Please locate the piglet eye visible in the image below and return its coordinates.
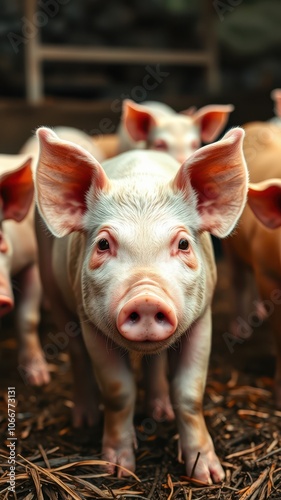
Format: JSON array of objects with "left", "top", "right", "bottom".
[
  {"left": 178, "top": 238, "right": 189, "bottom": 250},
  {"left": 97, "top": 238, "right": 110, "bottom": 251},
  {"left": 153, "top": 139, "right": 168, "bottom": 151}
]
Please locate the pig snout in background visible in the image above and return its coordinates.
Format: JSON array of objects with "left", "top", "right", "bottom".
[
  {"left": 0, "top": 154, "right": 50, "bottom": 386},
  {"left": 223, "top": 120, "right": 281, "bottom": 409},
  {"left": 34, "top": 125, "right": 248, "bottom": 484},
  {"left": 118, "top": 99, "right": 234, "bottom": 163}
]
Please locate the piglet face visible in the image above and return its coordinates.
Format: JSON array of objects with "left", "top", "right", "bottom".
[
  {"left": 82, "top": 180, "right": 205, "bottom": 353},
  {"left": 147, "top": 115, "right": 201, "bottom": 164}
]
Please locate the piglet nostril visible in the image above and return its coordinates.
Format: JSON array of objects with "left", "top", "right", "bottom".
[
  {"left": 129, "top": 312, "right": 140, "bottom": 323},
  {"left": 155, "top": 312, "right": 165, "bottom": 323}
]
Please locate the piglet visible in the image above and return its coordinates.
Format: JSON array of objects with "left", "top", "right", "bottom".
[
  {"left": 34, "top": 126, "right": 247, "bottom": 483},
  {"left": 118, "top": 99, "right": 234, "bottom": 163},
  {"left": 223, "top": 121, "right": 281, "bottom": 408},
  {"left": 0, "top": 154, "right": 50, "bottom": 385}
]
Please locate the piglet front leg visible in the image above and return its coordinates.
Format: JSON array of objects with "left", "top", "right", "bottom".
[
  {"left": 169, "top": 308, "right": 224, "bottom": 484},
  {"left": 81, "top": 318, "right": 137, "bottom": 476},
  {"left": 143, "top": 352, "right": 175, "bottom": 422}
]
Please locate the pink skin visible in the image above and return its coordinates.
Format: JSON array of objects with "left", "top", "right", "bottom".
[
  {"left": 0, "top": 258, "right": 14, "bottom": 318},
  {"left": 117, "top": 291, "right": 178, "bottom": 342}
]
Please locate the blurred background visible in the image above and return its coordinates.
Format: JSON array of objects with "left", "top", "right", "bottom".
[{"left": 1, "top": 0, "right": 281, "bottom": 152}]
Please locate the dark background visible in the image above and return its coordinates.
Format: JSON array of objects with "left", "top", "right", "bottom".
[{"left": 1, "top": 0, "right": 281, "bottom": 152}]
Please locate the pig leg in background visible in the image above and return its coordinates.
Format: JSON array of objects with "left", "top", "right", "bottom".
[
  {"left": 270, "top": 304, "right": 281, "bottom": 409},
  {"left": 254, "top": 273, "right": 281, "bottom": 409},
  {"left": 35, "top": 210, "right": 101, "bottom": 427},
  {"left": 80, "top": 316, "right": 136, "bottom": 476},
  {"left": 169, "top": 308, "right": 224, "bottom": 484},
  {"left": 16, "top": 262, "right": 50, "bottom": 385},
  {"left": 143, "top": 352, "right": 175, "bottom": 421},
  {"left": 223, "top": 242, "right": 257, "bottom": 338}
]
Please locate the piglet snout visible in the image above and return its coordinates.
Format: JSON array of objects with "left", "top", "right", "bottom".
[
  {"left": 0, "top": 276, "right": 14, "bottom": 317},
  {"left": 117, "top": 294, "right": 177, "bottom": 342},
  {"left": 0, "top": 294, "right": 14, "bottom": 317}
]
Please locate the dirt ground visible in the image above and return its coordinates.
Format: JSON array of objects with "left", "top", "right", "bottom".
[{"left": 0, "top": 254, "right": 280, "bottom": 500}]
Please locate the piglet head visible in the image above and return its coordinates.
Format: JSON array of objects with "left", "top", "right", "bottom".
[{"left": 122, "top": 99, "right": 234, "bottom": 163}]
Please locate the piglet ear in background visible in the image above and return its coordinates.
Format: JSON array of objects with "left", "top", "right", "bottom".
[
  {"left": 193, "top": 104, "right": 234, "bottom": 143},
  {"left": 248, "top": 179, "right": 281, "bottom": 229},
  {"left": 0, "top": 155, "right": 33, "bottom": 222},
  {"left": 122, "top": 99, "right": 157, "bottom": 142}
]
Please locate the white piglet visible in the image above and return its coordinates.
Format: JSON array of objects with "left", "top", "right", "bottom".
[
  {"left": 34, "top": 127, "right": 248, "bottom": 484},
  {"left": 118, "top": 99, "right": 234, "bottom": 163},
  {"left": 0, "top": 155, "right": 49, "bottom": 385}
]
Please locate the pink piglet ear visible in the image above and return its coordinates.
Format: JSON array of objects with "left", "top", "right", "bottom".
[
  {"left": 248, "top": 179, "right": 281, "bottom": 229},
  {"left": 122, "top": 99, "right": 157, "bottom": 142},
  {"left": 0, "top": 155, "right": 34, "bottom": 222},
  {"left": 35, "top": 127, "right": 109, "bottom": 238},
  {"left": 171, "top": 127, "right": 248, "bottom": 238},
  {"left": 193, "top": 104, "right": 234, "bottom": 143}
]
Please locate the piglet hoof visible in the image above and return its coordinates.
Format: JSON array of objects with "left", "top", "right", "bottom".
[
  {"left": 147, "top": 394, "right": 175, "bottom": 422},
  {"left": 18, "top": 351, "right": 50, "bottom": 386},
  {"left": 183, "top": 449, "right": 225, "bottom": 485},
  {"left": 102, "top": 444, "right": 136, "bottom": 477}
]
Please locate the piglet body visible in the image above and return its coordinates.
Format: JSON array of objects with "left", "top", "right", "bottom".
[
  {"left": 35, "top": 127, "right": 247, "bottom": 483},
  {"left": 224, "top": 121, "right": 281, "bottom": 408},
  {"left": 0, "top": 155, "right": 50, "bottom": 385}
]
